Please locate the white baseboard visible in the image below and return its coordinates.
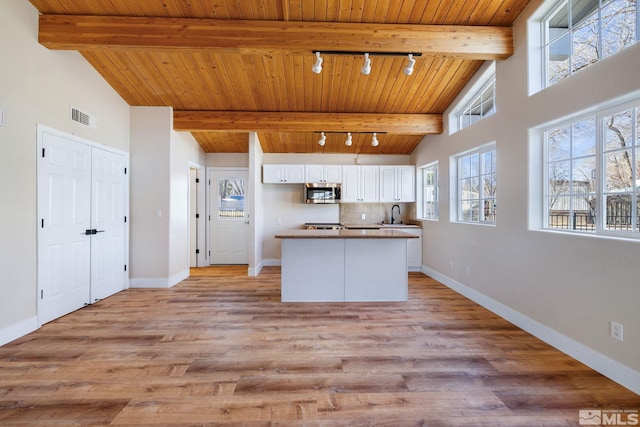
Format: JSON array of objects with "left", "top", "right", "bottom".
[
  {"left": 248, "top": 261, "right": 263, "bottom": 277},
  {"left": 129, "top": 269, "right": 189, "bottom": 289},
  {"left": 422, "top": 266, "right": 640, "bottom": 395},
  {"left": 0, "top": 316, "right": 38, "bottom": 346},
  {"left": 262, "top": 259, "right": 282, "bottom": 267}
]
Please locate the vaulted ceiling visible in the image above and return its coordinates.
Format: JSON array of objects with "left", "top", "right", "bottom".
[{"left": 28, "top": 0, "right": 531, "bottom": 154}]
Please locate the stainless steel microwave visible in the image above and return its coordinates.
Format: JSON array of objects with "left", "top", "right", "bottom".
[{"left": 304, "top": 183, "right": 341, "bottom": 204}]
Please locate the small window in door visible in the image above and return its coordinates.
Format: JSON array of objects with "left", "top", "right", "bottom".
[{"left": 218, "top": 178, "right": 245, "bottom": 219}]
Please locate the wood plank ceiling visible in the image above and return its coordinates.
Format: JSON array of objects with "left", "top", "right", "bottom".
[{"left": 28, "top": 0, "right": 531, "bottom": 154}]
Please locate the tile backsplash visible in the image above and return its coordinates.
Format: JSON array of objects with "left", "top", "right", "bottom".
[{"left": 340, "top": 202, "right": 414, "bottom": 225}]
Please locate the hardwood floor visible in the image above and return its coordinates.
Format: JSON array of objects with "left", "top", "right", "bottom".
[{"left": 0, "top": 267, "right": 637, "bottom": 425}]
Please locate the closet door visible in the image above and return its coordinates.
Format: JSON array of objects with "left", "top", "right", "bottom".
[
  {"left": 90, "top": 148, "right": 126, "bottom": 301},
  {"left": 38, "top": 126, "right": 127, "bottom": 325},
  {"left": 38, "top": 129, "right": 92, "bottom": 324}
]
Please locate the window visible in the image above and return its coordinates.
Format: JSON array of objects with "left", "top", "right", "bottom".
[
  {"left": 458, "top": 76, "right": 496, "bottom": 131},
  {"left": 544, "top": 0, "right": 638, "bottom": 87},
  {"left": 454, "top": 143, "right": 497, "bottom": 224},
  {"left": 218, "top": 177, "right": 245, "bottom": 219},
  {"left": 544, "top": 102, "right": 640, "bottom": 235},
  {"left": 419, "top": 162, "right": 439, "bottom": 220}
]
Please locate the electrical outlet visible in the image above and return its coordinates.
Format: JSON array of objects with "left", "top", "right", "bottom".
[
  {"left": 610, "top": 321, "right": 623, "bottom": 342},
  {"left": 361, "top": 213, "right": 366, "bottom": 220},
  {"left": 449, "top": 261, "right": 454, "bottom": 270},
  {"left": 464, "top": 266, "right": 471, "bottom": 276}
]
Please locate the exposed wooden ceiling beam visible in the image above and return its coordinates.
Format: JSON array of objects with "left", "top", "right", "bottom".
[
  {"left": 38, "top": 14, "right": 513, "bottom": 60},
  {"left": 173, "top": 111, "right": 442, "bottom": 134}
]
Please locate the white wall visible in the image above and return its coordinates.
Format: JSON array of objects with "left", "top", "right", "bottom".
[
  {"left": 249, "top": 133, "right": 264, "bottom": 275},
  {"left": 170, "top": 132, "right": 206, "bottom": 279},
  {"left": 129, "top": 107, "right": 172, "bottom": 282},
  {"left": 129, "top": 108, "right": 206, "bottom": 286},
  {"left": 206, "top": 152, "right": 249, "bottom": 167},
  {"left": 411, "top": 0, "right": 640, "bottom": 391},
  {"left": 0, "top": 1, "right": 130, "bottom": 343}
]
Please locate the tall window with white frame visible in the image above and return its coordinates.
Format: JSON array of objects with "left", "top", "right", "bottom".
[
  {"left": 544, "top": 103, "right": 639, "bottom": 235},
  {"left": 603, "top": 107, "right": 639, "bottom": 232},
  {"left": 455, "top": 143, "right": 497, "bottom": 224},
  {"left": 420, "top": 162, "right": 439, "bottom": 220},
  {"left": 544, "top": 0, "right": 638, "bottom": 87},
  {"left": 546, "top": 118, "right": 597, "bottom": 231}
]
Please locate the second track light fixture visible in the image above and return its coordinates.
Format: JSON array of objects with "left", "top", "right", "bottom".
[
  {"left": 312, "top": 51, "right": 323, "bottom": 74},
  {"left": 361, "top": 53, "right": 371, "bottom": 75},
  {"left": 318, "top": 132, "right": 326, "bottom": 146},
  {"left": 403, "top": 54, "right": 416, "bottom": 76},
  {"left": 311, "top": 51, "right": 421, "bottom": 75},
  {"left": 345, "top": 132, "right": 353, "bottom": 146}
]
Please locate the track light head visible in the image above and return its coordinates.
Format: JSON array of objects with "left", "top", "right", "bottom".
[
  {"left": 318, "top": 132, "right": 326, "bottom": 146},
  {"left": 371, "top": 133, "right": 379, "bottom": 147},
  {"left": 312, "top": 52, "right": 323, "bottom": 74},
  {"left": 403, "top": 54, "right": 416, "bottom": 76},
  {"left": 361, "top": 53, "right": 371, "bottom": 75},
  {"left": 345, "top": 132, "right": 353, "bottom": 146}
]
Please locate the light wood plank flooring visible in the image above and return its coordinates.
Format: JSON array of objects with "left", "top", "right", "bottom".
[{"left": 0, "top": 267, "right": 638, "bottom": 425}]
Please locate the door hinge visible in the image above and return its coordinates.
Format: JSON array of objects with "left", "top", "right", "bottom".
[
  {"left": 124, "top": 167, "right": 127, "bottom": 174},
  {"left": 196, "top": 213, "right": 200, "bottom": 219},
  {"left": 208, "top": 250, "right": 211, "bottom": 256},
  {"left": 209, "top": 215, "right": 211, "bottom": 221},
  {"left": 195, "top": 178, "right": 200, "bottom": 183},
  {"left": 196, "top": 249, "right": 200, "bottom": 254},
  {"left": 40, "top": 289, "right": 43, "bottom": 299},
  {"left": 124, "top": 264, "right": 127, "bottom": 272},
  {"left": 41, "top": 219, "right": 44, "bottom": 228},
  {"left": 124, "top": 216, "right": 127, "bottom": 223},
  {"left": 42, "top": 148, "right": 46, "bottom": 158}
]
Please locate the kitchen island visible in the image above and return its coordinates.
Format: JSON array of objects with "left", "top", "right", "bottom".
[{"left": 275, "top": 229, "right": 418, "bottom": 302}]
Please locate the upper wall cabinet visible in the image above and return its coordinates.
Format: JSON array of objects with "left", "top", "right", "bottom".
[
  {"left": 342, "top": 165, "right": 379, "bottom": 203},
  {"left": 262, "top": 164, "right": 305, "bottom": 184},
  {"left": 304, "top": 165, "right": 343, "bottom": 183},
  {"left": 379, "top": 166, "right": 415, "bottom": 202}
]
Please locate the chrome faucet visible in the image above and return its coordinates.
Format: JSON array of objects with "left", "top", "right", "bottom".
[{"left": 391, "top": 204, "right": 400, "bottom": 224}]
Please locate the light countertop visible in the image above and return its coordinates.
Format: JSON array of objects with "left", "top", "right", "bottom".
[
  {"left": 341, "top": 223, "right": 420, "bottom": 229},
  {"left": 275, "top": 229, "right": 419, "bottom": 239}
]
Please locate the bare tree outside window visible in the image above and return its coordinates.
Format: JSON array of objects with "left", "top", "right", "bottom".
[
  {"left": 545, "top": 105, "right": 639, "bottom": 234},
  {"left": 545, "top": 0, "right": 637, "bottom": 87}
]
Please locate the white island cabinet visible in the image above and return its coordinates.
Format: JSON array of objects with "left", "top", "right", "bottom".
[{"left": 275, "top": 229, "right": 418, "bottom": 302}]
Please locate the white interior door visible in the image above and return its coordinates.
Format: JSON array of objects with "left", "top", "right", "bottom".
[
  {"left": 90, "top": 148, "right": 126, "bottom": 301},
  {"left": 209, "top": 168, "right": 249, "bottom": 264},
  {"left": 38, "top": 129, "right": 92, "bottom": 324}
]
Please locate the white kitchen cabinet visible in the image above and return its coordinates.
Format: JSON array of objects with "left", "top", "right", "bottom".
[
  {"left": 342, "top": 165, "right": 379, "bottom": 202},
  {"left": 379, "top": 165, "right": 415, "bottom": 202},
  {"left": 262, "top": 164, "right": 305, "bottom": 183},
  {"left": 304, "top": 164, "right": 342, "bottom": 183}
]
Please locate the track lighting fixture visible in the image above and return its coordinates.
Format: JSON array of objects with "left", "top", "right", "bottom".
[
  {"left": 361, "top": 53, "right": 371, "bottom": 75},
  {"left": 318, "top": 132, "right": 326, "bottom": 146},
  {"left": 403, "top": 54, "right": 416, "bottom": 76},
  {"left": 312, "top": 51, "right": 323, "bottom": 74},
  {"left": 311, "top": 51, "right": 420, "bottom": 76},
  {"left": 315, "top": 131, "right": 384, "bottom": 149}
]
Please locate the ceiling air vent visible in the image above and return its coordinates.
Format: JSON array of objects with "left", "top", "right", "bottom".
[{"left": 70, "top": 107, "right": 97, "bottom": 129}]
